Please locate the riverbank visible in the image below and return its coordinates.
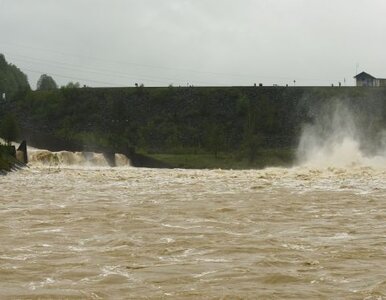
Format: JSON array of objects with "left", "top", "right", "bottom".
[
  {"left": 0, "top": 145, "right": 24, "bottom": 174},
  {"left": 0, "top": 153, "right": 16, "bottom": 174}
]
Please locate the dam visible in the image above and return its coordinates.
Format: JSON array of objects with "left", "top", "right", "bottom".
[{"left": 6, "top": 85, "right": 386, "bottom": 169}]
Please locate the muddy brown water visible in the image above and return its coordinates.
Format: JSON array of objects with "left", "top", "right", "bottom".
[{"left": 1, "top": 161, "right": 385, "bottom": 299}]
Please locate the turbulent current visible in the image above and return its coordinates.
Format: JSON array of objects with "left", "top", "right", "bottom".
[{"left": 0, "top": 146, "right": 385, "bottom": 299}]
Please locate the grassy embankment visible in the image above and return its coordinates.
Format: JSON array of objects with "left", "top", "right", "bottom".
[{"left": 147, "top": 148, "right": 295, "bottom": 169}]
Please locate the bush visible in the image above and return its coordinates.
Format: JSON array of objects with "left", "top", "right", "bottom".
[{"left": 0, "top": 114, "right": 19, "bottom": 145}]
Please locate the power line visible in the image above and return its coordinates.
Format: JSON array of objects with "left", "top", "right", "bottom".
[
  {"left": 6, "top": 53, "right": 173, "bottom": 84},
  {"left": 1, "top": 42, "right": 250, "bottom": 79},
  {"left": 22, "top": 68, "right": 127, "bottom": 87},
  {"left": 0, "top": 41, "right": 343, "bottom": 83},
  {"left": 3, "top": 51, "right": 229, "bottom": 86}
]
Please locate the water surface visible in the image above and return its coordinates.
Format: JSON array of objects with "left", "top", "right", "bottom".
[{"left": 1, "top": 162, "right": 385, "bottom": 299}]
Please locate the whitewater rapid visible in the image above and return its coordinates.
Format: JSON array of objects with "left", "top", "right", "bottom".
[{"left": 27, "top": 149, "right": 130, "bottom": 167}]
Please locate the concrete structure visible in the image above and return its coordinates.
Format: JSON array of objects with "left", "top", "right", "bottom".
[
  {"left": 354, "top": 72, "right": 386, "bottom": 87},
  {"left": 16, "top": 140, "right": 28, "bottom": 164}
]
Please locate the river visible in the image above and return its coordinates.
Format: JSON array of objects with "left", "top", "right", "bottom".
[{"left": 0, "top": 148, "right": 385, "bottom": 299}]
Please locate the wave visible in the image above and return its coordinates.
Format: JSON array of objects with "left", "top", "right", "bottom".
[{"left": 28, "top": 150, "right": 130, "bottom": 167}]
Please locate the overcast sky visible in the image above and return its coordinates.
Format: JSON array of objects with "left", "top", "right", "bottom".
[{"left": 1, "top": 0, "right": 386, "bottom": 88}]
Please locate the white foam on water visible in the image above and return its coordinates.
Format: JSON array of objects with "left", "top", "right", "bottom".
[
  {"left": 28, "top": 150, "right": 130, "bottom": 167},
  {"left": 1, "top": 138, "right": 130, "bottom": 167},
  {"left": 297, "top": 101, "right": 386, "bottom": 169}
]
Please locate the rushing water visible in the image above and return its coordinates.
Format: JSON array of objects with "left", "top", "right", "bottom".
[{"left": 0, "top": 148, "right": 385, "bottom": 299}]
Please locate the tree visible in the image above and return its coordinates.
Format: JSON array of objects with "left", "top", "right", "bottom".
[
  {"left": 37, "top": 74, "right": 58, "bottom": 90},
  {"left": 0, "top": 114, "right": 19, "bottom": 145},
  {"left": 0, "top": 54, "right": 7, "bottom": 70},
  {"left": 0, "top": 54, "right": 30, "bottom": 100},
  {"left": 64, "top": 81, "right": 80, "bottom": 89}
]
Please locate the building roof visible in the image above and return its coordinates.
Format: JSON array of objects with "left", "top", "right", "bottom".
[{"left": 354, "top": 71, "right": 376, "bottom": 80}]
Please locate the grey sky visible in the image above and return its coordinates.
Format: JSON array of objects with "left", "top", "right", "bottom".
[{"left": 1, "top": 0, "right": 385, "bottom": 88}]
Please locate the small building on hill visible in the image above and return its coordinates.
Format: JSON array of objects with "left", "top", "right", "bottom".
[{"left": 354, "top": 72, "right": 386, "bottom": 87}]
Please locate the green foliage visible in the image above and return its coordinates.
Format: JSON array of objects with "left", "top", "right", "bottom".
[
  {"left": 36, "top": 74, "right": 58, "bottom": 90},
  {"left": 63, "top": 81, "right": 80, "bottom": 89},
  {"left": 0, "top": 151, "right": 13, "bottom": 172},
  {"left": 0, "top": 54, "right": 7, "bottom": 69},
  {"left": 0, "top": 114, "right": 19, "bottom": 145},
  {"left": 149, "top": 148, "right": 295, "bottom": 169},
  {"left": 0, "top": 54, "right": 30, "bottom": 100},
  {"left": 0, "top": 144, "right": 24, "bottom": 172}
]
